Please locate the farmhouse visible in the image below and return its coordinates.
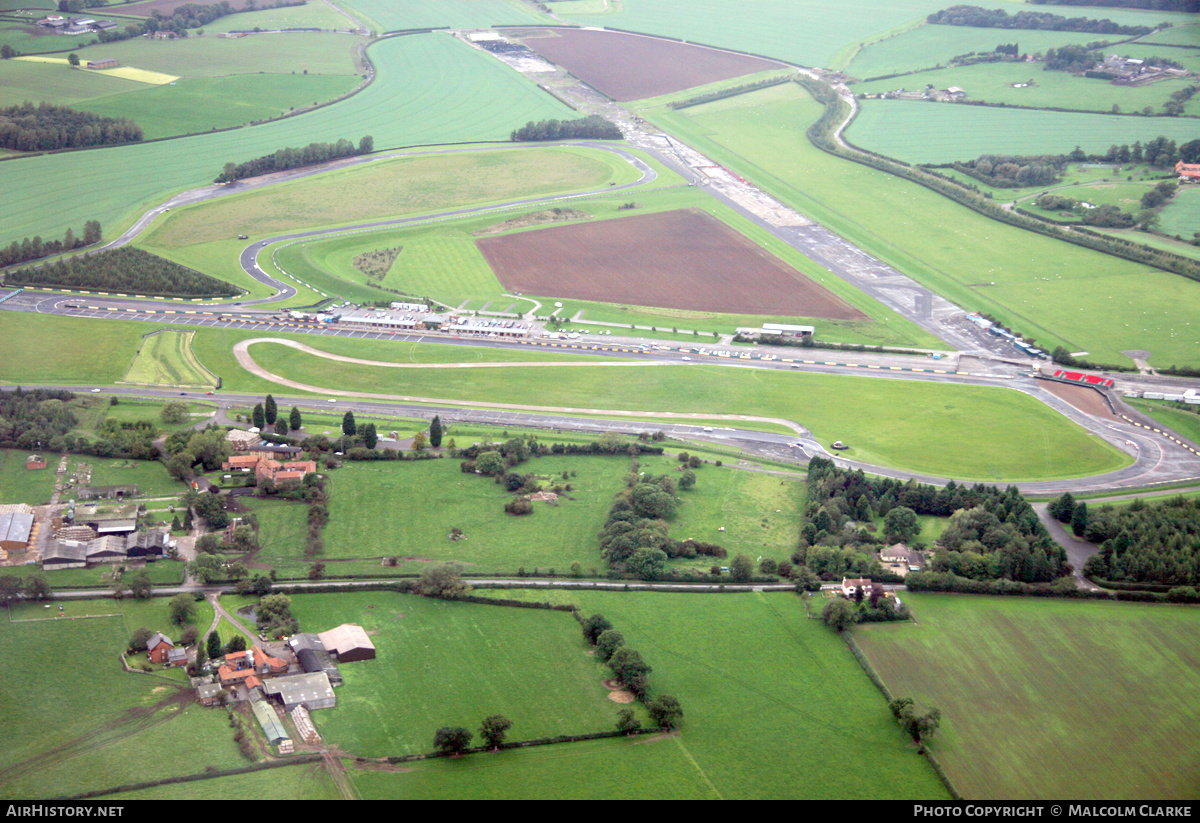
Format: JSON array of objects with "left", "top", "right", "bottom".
[
  {"left": 1176, "top": 161, "right": 1200, "bottom": 182},
  {"left": 879, "top": 543, "right": 923, "bottom": 573},
  {"left": 222, "top": 454, "right": 317, "bottom": 485},
  {"left": 147, "top": 632, "right": 187, "bottom": 666},
  {"left": 841, "top": 577, "right": 872, "bottom": 598}
]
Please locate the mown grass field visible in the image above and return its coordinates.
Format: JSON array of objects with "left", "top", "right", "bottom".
[
  {"left": 114, "top": 762, "right": 341, "bottom": 800},
  {"left": 854, "top": 593, "right": 1200, "bottom": 799},
  {"left": 200, "top": 2, "right": 354, "bottom": 32},
  {"left": 847, "top": 99, "right": 1200, "bottom": 164},
  {"left": 645, "top": 82, "right": 1200, "bottom": 369},
  {"left": 0, "top": 32, "right": 577, "bottom": 248},
  {"left": 122, "top": 330, "right": 217, "bottom": 389},
  {"left": 143, "top": 145, "right": 634, "bottom": 249},
  {"left": 244, "top": 339, "right": 1132, "bottom": 481},
  {"left": 287, "top": 591, "right": 640, "bottom": 757}
]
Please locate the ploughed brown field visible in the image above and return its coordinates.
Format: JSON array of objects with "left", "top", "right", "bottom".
[
  {"left": 519, "top": 28, "right": 783, "bottom": 101},
  {"left": 477, "top": 209, "right": 868, "bottom": 320}
]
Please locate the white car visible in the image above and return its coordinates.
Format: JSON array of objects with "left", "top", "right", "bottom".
[
  {"left": 328, "top": 398, "right": 337, "bottom": 403},
  {"left": 90, "top": 388, "right": 100, "bottom": 393},
  {"left": 681, "top": 356, "right": 692, "bottom": 361}
]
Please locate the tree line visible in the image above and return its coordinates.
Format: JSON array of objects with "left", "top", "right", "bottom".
[
  {"left": 0, "top": 389, "right": 158, "bottom": 459},
  {"left": 7, "top": 246, "right": 240, "bottom": 298},
  {"left": 510, "top": 115, "right": 623, "bottom": 142},
  {"left": 927, "top": 5, "right": 1156, "bottom": 35},
  {"left": 215, "top": 135, "right": 372, "bottom": 183},
  {"left": 1, "top": 220, "right": 101, "bottom": 269},
  {"left": 1029, "top": 0, "right": 1199, "bottom": 13},
  {"left": 0, "top": 102, "right": 141, "bottom": 153}
]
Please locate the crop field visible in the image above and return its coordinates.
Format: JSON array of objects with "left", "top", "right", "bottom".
[
  {"left": 519, "top": 28, "right": 784, "bottom": 101},
  {"left": 122, "top": 330, "right": 218, "bottom": 389},
  {"left": 854, "top": 593, "right": 1200, "bottom": 799},
  {"left": 286, "top": 592, "right": 640, "bottom": 756},
  {"left": 846, "top": 100, "right": 1200, "bottom": 165},
  {"left": 853, "top": 62, "right": 1200, "bottom": 118},
  {"left": 645, "top": 82, "right": 1200, "bottom": 368},
  {"left": 556, "top": 0, "right": 955, "bottom": 69},
  {"left": 847, "top": 25, "right": 1109, "bottom": 80},
  {"left": 143, "top": 145, "right": 632, "bottom": 249},
  {"left": 1158, "top": 186, "right": 1200, "bottom": 239},
  {"left": 341, "top": 0, "right": 547, "bottom": 32},
  {"left": 244, "top": 340, "right": 1132, "bottom": 481},
  {"left": 76, "top": 73, "right": 362, "bottom": 140},
  {"left": 0, "top": 58, "right": 146, "bottom": 108},
  {"left": 479, "top": 208, "right": 868, "bottom": 319},
  {"left": 0, "top": 32, "right": 577, "bottom": 247}
]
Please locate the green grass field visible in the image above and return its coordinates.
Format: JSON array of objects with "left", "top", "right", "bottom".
[
  {"left": 854, "top": 593, "right": 1200, "bottom": 799},
  {"left": 122, "top": 330, "right": 218, "bottom": 389},
  {"left": 1126, "top": 398, "right": 1200, "bottom": 445},
  {"left": 0, "top": 32, "right": 577, "bottom": 248},
  {"left": 847, "top": 25, "right": 1110, "bottom": 80},
  {"left": 244, "top": 339, "right": 1132, "bottom": 481},
  {"left": 286, "top": 591, "right": 641, "bottom": 756},
  {"left": 853, "top": 62, "right": 1200, "bottom": 117},
  {"left": 847, "top": 99, "right": 1200, "bottom": 164},
  {"left": 341, "top": 0, "right": 549, "bottom": 31},
  {"left": 1157, "top": 186, "right": 1200, "bottom": 239},
  {"left": 0, "top": 596, "right": 226, "bottom": 800},
  {"left": 0, "top": 449, "right": 58, "bottom": 506},
  {"left": 645, "top": 82, "right": 1200, "bottom": 369},
  {"left": 201, "top": 2, "right": 355, "bottom": 32}
]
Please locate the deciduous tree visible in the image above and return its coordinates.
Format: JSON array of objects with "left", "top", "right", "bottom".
[
  {"left": 479, "top": 714, "right": 512, "bottom": 749},
  {"left": 434, "top": 727, "right": 473, "bottom": 756}
]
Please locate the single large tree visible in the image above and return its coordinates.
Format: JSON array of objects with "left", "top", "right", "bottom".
[
  {"left": 479, "top": 714, "right": 512, "bottom": 749},
  {"left": 415, "top": 563, "right": 470, "bottom": 599},
  {"left": 429, "top": 415, "right": 443, "bottom": 448},
  {"left": 884, "top": 505, "right": 921, "bottom": 544},
  {"left": 264, "top": 394, "right": 277, "bottom": 425},
  {"left": 128, "top": 571, "right": 152, "bottom": 600},
  {"left": 581, "top": 613, "right": 613, "bottom": 645},
  {"left": 160, "top": 401, "right": 189, "bottom": 425},
  {"left": 168, "top": 593, "right": 195, "bottom": 626},
  {"left": 252, "top": 403, "right": 266, "bottom": 430},
  {"left": 341, "top": 410, "right": 356, "bottom": 437},
  {"left": 362, "top": 422, "right": 377, "bottom": 450},
  {"left": 821, "top": 597, "right": 857, "bottom": 632},
  {"left": 434, "top": 727, "right": 473, "bottom": 756},
  {"left": 647, "top": 694, "right": 683, "bottom": 730},
  {"left": 289, "top": 406, "right": 302, "bottom": 432}
]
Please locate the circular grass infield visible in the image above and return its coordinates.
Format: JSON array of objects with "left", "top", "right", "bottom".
[{"left": 243, "top": 341, "right": 1132, "bottom": 482}]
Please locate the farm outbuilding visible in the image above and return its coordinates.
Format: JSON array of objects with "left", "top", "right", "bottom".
[
  {"left": 250, "top": 697, "right": 292, "bottom": 750},
  {"left": 25, "top": 455, "right": 47, "bottom": 470},
  {"left": 86, "top": 59, "right": 118, "bottom": 70},
  {"left": 0, "top": 513, "right": 34, "bottom": 553},
  {"left": 317, "top": 624, "right": 376, "bottom": 662},
  {"left": 262, "top": 672, "right": 336, "bottom": 711},
  {"left": 289, "top": 633, "right": 342, "bottom": 685}
]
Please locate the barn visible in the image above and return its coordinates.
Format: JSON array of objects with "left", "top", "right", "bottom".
[{"left": 317, "top": 624, "right": 376, "bottom": 663}]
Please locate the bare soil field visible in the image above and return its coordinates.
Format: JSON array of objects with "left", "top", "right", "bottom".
[
  {"left": 518, "top": 28, "right": 782, "bottom": 101},
  {"left": 1041, "top": 380, "right": 1119, "bottom": 421},
  {"left": 477, "top": 208, "right": 868, "bottom": 319}
]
